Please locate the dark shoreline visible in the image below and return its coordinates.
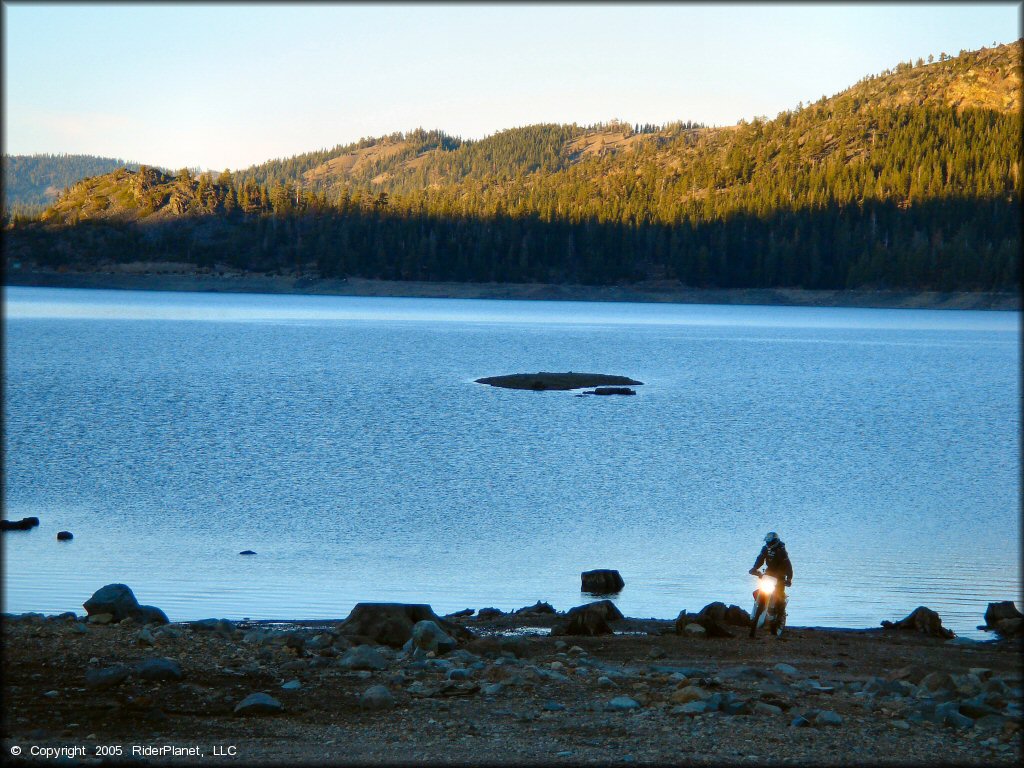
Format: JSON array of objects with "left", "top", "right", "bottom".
[
  {"left": 5, "top": 270, "right": 1020, "bottom": 311},
  {"left": 1, "top": 610, "right": 1002, "bottom": 643},
  {"left": 4, "top": 607, "right": 1020, "bottom": 765}
]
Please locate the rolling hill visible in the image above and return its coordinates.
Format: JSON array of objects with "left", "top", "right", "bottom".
[{"left": 2, "top": 154, "right": 141, "bottom": 218}]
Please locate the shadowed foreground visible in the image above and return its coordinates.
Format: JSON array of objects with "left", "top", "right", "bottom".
[{"left": 2, "top": 609, "right": 1020, "bottom": 766}]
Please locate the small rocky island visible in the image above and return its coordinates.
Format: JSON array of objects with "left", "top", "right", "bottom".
[{"left": 476, "top": 372, "right": 643, "bottom": 392}]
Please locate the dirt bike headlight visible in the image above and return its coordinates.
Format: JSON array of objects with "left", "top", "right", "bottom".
[{"left": 759, "top": 576, "right": 777, "bottom": 595}]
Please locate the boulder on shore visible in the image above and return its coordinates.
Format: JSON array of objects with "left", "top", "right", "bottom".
[
  {"left": 82, "top": 584, "right": 168, "bottom": 625},
  {"left": 234, "top": 692, "right": 282, "bottom": 715},
  {"left": 581, "top": 569, "right": 625, "bottom": 594},
  {"left": 978, "top": 601, "right": 1024, "bottom": 638},
  {"left": 337, "top": 603, "right": 474, "bottom": 649},
  {"left": 337, "top": 645, "right": 389, "bottom": 671},
  {"left": 84, "top": 665, "right": 130, "bottom": 689},
  {"left": 135, "top": 657, "right": 183, "bottom": 681},
  {"left": 551, "top": 600, "right": 623, "bottom": 636},
  {"left": 881, "top": 606, "right": 955, "bottom": 639},
  {"left": 675, "top": 602, "right": 750, "bottom": 638},
  {"left": 83, "top": 584, "right": 141, "bottom": 623},
  {"left": 360, "top": 684, "right": 396, "bottom": 710},
  {"left": 410, "top": 620, "right": 458, "bottom": 654}
]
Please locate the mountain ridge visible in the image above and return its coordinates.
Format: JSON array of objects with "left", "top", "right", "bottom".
[
  {"left": 232, "top": 40, "right": 1020, "bottom": 195},
  {"left": 4, "top": 41, "right": 1020, "bottom": 294}
]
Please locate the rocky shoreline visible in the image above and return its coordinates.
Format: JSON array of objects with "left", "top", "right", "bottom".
[
  {"left": 3, "top": 589, "right": 1022, "bottom": 766},
  {"left": 5, "top": 270, "right": 1021, "bottom": 311}
]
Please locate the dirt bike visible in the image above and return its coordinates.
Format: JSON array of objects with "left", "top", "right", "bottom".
[{"left": 749, "top": 570, "right": 787, "bottom": 638}]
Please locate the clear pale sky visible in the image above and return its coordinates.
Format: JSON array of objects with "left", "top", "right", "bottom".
[{"left": 3, "top": 2, "right": 1019, "bottom": 171}]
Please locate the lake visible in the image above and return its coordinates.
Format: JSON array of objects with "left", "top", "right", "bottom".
[{"left": 3, "top": 286, "right": 1020, "bottom": 637}]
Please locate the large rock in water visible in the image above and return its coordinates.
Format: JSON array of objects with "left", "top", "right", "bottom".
[
  {"left": 552, "top": 600, "right": 623, "bottom": 636},
  {"left": 337, "top": 603, "right": 474, "bottom": 648},
  {"left": 1, "top": 516, "right": 40, "bottom": 531},
  {"left": 475, "top": 372, "right": 643, "bottom": 391},
  {"left": 881, "top": 606, "right": 955, "bottom": 639},
  {"left": 83, "top": 584, "right": 168, "bottom": 625},
  {"left": 581, "top": 569, "right": 625, "bottom": 594}
]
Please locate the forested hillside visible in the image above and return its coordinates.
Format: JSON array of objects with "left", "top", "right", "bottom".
[
  {"left": 2, "top": 154, "right": 141, "bottom": 218},
  {"left": 5, "top": 41, "right": 1020, "bottom": 292}
]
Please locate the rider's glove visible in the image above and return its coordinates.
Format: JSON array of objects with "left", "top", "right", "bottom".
[{"left": 748, "top": 568, "right": 758, "bottom": 576}]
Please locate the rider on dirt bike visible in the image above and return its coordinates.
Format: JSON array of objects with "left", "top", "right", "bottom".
[{"left": 748, "top": 531, "right": 793, "bottom": 637}]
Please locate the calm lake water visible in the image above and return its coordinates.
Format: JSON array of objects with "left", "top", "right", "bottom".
[{"left": 3, "top": 286, "right": 1020, "bottom": 637}]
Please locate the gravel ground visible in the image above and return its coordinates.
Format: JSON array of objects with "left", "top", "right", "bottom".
[{"left": 2, "top": 611, "right": 1021, "bottom": 766}]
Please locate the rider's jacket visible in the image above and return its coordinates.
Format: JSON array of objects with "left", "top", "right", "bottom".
[{"left": 753, "top": 542, "right": 793, "bottom": 582}]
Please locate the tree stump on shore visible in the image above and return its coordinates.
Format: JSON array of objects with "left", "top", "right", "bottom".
[
  {"left": 979, "top": 601, "right": 1023, "bottom": 638},
  {"left": 881, "top": 606, "right": 954, "bottom": 639},
  {"left": 338, "top": 603, "right": 474, "bottom": 648}
]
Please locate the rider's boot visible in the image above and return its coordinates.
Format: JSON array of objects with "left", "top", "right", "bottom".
[{"left": 773, "top": 608, "right": 787, "bottom": 636}]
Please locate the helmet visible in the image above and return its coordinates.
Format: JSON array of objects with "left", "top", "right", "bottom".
[{"left": 764, "top": 531, "right": 780, "bottom": 546}]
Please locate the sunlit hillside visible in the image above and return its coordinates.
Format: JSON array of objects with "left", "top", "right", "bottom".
[{"left": 7, "top": 41, "right": 1020, "bottom": 293}]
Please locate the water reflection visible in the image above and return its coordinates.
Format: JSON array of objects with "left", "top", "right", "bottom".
[{"left": 3, "top": 286, "right": 1019, "bottom": 637}]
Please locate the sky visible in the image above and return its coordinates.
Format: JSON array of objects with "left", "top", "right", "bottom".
[{"left": 3, "top": 2, "right": 1020, "bottom": 171}]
